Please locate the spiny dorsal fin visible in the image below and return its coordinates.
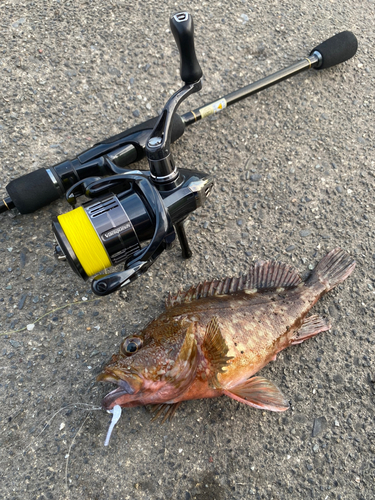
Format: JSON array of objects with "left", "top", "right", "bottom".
[
  {"left": 202, "top": 317, "right": 233, "bottom": 388},
  {"left": 165, "top": 261, "right": 302, "bottom": 308}
]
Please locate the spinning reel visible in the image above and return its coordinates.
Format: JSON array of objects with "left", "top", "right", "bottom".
[
  {"left": 53, "top": 13, "right": 210, "bottom": 296},
  {"left": 1, "top": 13, "right": 358, "bottom": 296}
]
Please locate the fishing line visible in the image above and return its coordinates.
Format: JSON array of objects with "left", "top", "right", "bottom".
[
  {"left": 65, "top": 414, "right": 89, "bottom": 492},
  {"left": 57, "top": 207, "right": 111, "bottom": 276},
  {"left": 10, "top": 404, "right": 101, "bottom": 455},
  {"left": 0, "top": 298, "right": 101, "bottom": 337}
]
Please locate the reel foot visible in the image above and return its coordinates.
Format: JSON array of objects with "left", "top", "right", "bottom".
[{"left": 175, "top": 221, "right": 192, "bottom": 259}]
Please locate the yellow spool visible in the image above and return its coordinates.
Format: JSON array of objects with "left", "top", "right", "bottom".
[{"left": 57, "top": 207, "right": 111, "bottom": 277}]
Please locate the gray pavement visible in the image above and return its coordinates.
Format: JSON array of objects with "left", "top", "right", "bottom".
[{"left": 0, "top": 1, "right": 374, "bottom": 499}]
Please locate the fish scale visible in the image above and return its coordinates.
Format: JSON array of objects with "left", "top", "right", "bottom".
[{"left": 98, "top": 248, "right": 355, "bottom": 419}]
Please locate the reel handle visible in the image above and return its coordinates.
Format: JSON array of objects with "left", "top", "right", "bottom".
[{"left": 170, "top": 12, "right": 203, "bottom": 84}]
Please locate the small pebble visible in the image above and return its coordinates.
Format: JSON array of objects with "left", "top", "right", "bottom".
[
  {"left": 312, "top": 416, "right": 327, "bottom": 437},
  {"left": 133, "top": 109, "right": 140, "bottom": 117},
  {"left": 18, "top": 294, "right": 27, "bottom": 310},
  {"left": 12, "top": 18, "right": 26, "bottom": 28},
  {"left": 9, "top": 340, "right": 21, "bottom": 348},
  {"left": 300, "top": 230, "right": 311, "bottom": 237}
]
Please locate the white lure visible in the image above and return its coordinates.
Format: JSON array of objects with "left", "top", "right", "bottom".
[{"left": 104, "top": 404, "right": 122, "bottom": 446}]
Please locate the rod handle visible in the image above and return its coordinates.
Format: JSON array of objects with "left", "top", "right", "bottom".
[
  {"left": 311, "top": 31, "right": 358, "bottom": 70},
  {"left": 170, "top": 12, "right": 203, "bottom": 84},
  {"left": 6, "top": 168, "right": 62, "bottom": 214}
]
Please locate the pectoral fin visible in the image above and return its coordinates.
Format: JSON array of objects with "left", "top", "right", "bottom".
[
  {"left": 202, "top": 316, "right": 233, "bottom": 388},
  {"left": 291, "top": 315, "right": 330, "bottom": 345},
  {"left": 166, "top": 323, "right": 198, "bottom": 396},
  {"left": 223, "top": 376, "right": 289, "bottom": 412}
]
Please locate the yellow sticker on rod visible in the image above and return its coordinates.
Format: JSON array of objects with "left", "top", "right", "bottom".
[{"left": 199, "top": 98, "right": 227, "bottom": 119}]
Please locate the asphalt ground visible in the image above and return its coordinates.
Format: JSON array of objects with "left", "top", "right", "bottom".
[{"left": 0, "top": 1, "right": 374, "bottom": 499}]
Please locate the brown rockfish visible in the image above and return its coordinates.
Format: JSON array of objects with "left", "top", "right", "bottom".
[{"left": 98, "top": 248, "right": 355, "bottom": 422}]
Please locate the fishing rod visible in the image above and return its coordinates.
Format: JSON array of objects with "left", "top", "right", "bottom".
[{"left": 0, "top": 12, "right": 357, "bottom": 296}]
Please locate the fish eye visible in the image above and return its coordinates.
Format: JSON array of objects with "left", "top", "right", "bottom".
[{"left": 121, "top": 337, "right": 143, "bottom": 356}]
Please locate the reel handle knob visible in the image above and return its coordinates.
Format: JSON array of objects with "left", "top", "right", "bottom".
[{"left": 170, "top": 12, "right": 203, "bottom": 84}]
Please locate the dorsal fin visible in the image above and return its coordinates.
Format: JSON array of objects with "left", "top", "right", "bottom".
[{"left": 165, "top": 260, "right": 301, "bottom": 309}]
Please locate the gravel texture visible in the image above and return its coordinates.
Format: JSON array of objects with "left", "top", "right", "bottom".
[{"left": 0, "top": 1, "right": 374, "bottom": 499}]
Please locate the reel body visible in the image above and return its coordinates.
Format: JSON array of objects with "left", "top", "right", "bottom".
[{"left": 53, "top": 168, "right": 213, "bottom": 295}]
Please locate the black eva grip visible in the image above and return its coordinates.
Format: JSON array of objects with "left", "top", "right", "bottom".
[
  {"left": 311, "top": 31, "right": 358, "bottom": 70},
  {"left": 6, "top": 168, "right": 61, "bottom": 214},
  {"left": 170, "top": 12, "right": 203, "bottom": 84}
]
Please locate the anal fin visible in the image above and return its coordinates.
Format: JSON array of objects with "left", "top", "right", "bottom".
[
  {"left": 223, "top": 376, "right": 289, "bottom": 412},
  {"left": 291, "top": 315, "right": 330, "bottom": 345}
]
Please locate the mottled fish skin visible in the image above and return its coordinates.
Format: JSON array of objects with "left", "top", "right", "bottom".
[
  {"left": 163, "top": 283, "right": 322, "bottom": 389},
  {"left": 98, "top": 248, "right": 355, "bottom": 414}
]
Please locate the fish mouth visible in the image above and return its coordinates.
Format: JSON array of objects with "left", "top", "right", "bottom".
[{"left": 97, "top": 371, "right": 141, "bottom": 410}]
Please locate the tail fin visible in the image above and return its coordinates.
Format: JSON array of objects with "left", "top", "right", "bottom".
[{"left": 307, "top": 248, "right": 355, "bottom": 292}]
